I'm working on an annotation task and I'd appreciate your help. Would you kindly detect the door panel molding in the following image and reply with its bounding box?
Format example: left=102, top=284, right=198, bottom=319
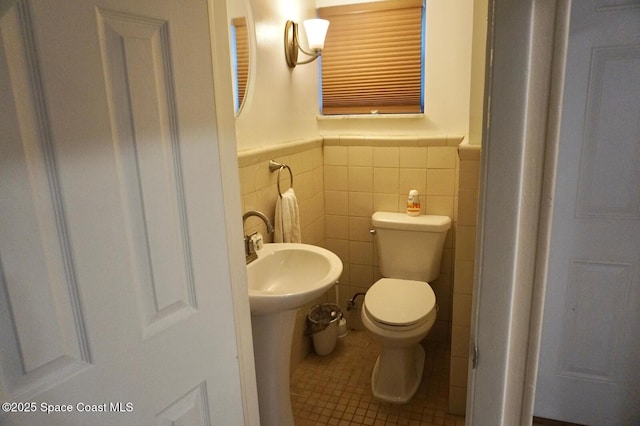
left=595, top=0, right=640, bottom=12
left=559, top=260, right=630, bottom=382
left=0, top=0, right=90, bottom=400
left=156, top=382, right=211, bottom=426
left=576, top=45, right=640, bottom=219
left=96, top=9, right=198, bottom=338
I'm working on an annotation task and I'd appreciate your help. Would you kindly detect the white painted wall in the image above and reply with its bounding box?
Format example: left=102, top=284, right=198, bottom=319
left=234, top=0, right=322, bottom=151
left=468, top=0, right=488, bottom=146
left=233, top=0, right=479, bottom=149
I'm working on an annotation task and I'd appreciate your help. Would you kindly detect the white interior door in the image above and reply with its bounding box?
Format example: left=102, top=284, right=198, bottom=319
left=0, top=0, right=250, bottom=424
left=534, top=2, right=640, bottom=425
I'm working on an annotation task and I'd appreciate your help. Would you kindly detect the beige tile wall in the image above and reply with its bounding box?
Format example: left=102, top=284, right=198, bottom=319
left=238, top=137, right=327, bottom=371
left=237, top=135, right=481, bottom=407
left=449, top=143, right=481, bottom=415
left=323, top=135, right=463, bottom=343
left=238, top=138, right=325, bottom=246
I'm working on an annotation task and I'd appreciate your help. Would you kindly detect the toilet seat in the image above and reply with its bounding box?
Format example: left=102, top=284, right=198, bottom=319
left=364, top=278, right=436, bottom=327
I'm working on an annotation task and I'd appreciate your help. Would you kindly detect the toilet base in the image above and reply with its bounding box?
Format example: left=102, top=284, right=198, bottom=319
left=370, top=343, right=425, bottom=403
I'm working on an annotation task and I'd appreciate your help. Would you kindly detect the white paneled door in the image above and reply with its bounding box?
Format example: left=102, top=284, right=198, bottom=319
left=0, top=0, right=247, bottom=425
left=534, top=1, right=640, bottom=425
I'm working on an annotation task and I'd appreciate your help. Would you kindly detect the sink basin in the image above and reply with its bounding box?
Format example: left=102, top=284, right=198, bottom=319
left=247, top=243, right=343, bottom=316
left=247, top=243, right=342, bottom=426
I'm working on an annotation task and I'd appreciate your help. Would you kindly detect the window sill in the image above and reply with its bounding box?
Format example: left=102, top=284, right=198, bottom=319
left=317, top=113, right=425, bottom=121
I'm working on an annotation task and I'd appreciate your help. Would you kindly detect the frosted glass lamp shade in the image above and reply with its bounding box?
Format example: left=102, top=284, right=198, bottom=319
left=284, top=18, right=330, bottom=67
left=303, top=19, right=329, bottom=51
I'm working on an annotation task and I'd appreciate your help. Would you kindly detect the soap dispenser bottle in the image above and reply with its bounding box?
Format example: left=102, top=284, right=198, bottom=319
left=406, top=189, right=420, bottom=216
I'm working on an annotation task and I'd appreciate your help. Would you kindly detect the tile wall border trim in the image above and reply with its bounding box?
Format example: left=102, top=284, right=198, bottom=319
left=237, top=136, right=323, bottom=167
left=322, top=135, right=464, bottom=147
left=458, top=142, right=482, bottom=161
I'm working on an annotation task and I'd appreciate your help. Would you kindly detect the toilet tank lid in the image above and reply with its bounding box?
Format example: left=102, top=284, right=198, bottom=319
left=372, top=211, right=451, bottom=232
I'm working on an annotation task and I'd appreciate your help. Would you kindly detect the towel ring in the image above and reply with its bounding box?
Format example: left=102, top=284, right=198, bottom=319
left=269, top=160, right=293, bottom=198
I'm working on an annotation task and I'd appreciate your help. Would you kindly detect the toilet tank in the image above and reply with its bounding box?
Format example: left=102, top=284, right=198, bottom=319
left=372, top=212, right=451, bottom=282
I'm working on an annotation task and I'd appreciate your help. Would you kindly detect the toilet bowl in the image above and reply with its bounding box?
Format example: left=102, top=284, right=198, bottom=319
left=361, top=278, right=437, bottom=403
left=362, top=212, right=450, bottom=403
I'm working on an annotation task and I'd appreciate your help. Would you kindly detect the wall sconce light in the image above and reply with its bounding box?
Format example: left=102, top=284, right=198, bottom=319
left=284, top=19, right=329, bottom=68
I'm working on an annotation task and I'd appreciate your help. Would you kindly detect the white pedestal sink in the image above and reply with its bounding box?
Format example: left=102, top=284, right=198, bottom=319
left=247, top=243, right=343, bottom=426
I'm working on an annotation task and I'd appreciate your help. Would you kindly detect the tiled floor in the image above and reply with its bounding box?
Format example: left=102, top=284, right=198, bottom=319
left=290, top=330, right=465, bottom=426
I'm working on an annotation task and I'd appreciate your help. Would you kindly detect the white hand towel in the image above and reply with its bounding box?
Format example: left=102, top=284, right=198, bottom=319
left=274, top=188, right=301, bottom=243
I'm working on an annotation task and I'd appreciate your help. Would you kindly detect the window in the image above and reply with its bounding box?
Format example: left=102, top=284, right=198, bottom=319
left=318, top=0, right=425, bottom=115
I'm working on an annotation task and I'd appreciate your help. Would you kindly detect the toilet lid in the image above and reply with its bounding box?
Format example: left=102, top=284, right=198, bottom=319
left=364, top=278, right=436, bottom=326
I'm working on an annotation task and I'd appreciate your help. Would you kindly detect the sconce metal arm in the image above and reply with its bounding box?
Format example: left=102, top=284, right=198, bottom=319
left=284, top=20, right=321, bottom=67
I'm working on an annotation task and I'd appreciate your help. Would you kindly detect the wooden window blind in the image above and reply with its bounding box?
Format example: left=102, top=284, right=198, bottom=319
left=319, top=0, right=424, bottom=115
left=232, top=17, right=249, bottom=109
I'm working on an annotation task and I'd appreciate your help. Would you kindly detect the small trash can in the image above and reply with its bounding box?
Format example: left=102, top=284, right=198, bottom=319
left=306, top=303, right=341, bottom=356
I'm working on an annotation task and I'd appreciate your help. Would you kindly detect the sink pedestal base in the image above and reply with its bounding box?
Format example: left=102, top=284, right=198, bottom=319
left=251, top=309, right=297, bottom=426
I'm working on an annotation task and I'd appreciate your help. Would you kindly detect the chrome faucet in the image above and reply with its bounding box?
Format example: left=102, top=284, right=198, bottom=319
left=242, top=210, right=274, bottom=264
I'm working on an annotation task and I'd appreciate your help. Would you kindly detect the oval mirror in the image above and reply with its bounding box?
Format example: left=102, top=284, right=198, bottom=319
left=230, top=17, right=249, bottom=113
left=228, top=0, right=253, bottom=115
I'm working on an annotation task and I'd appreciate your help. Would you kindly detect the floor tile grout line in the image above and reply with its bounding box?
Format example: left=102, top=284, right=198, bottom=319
left=290, top=330, right=465, bottom=426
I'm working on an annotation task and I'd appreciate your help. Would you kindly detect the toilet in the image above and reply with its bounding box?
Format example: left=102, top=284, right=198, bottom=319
left=361, top=211, right=451, bottom=403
